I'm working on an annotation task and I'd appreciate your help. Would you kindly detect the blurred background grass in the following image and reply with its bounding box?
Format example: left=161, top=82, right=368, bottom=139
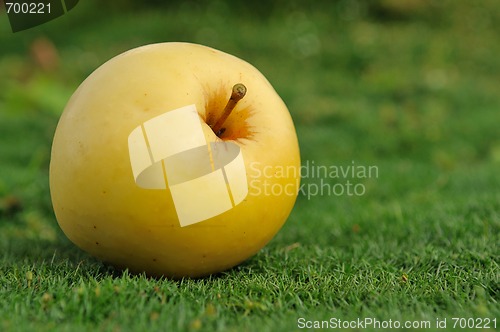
left=1, top=0, right=499, bottom=239
left=0, top=0, right=499, bottom=330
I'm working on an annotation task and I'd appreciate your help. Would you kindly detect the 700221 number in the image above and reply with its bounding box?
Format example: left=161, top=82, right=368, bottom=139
left=5, top=2, right=51, bottom=14
left=452, top=318, right=496, bottom=329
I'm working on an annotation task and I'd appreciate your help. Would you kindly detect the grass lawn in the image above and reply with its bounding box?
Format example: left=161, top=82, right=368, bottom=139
left=1, top=1, right=499, bottom=331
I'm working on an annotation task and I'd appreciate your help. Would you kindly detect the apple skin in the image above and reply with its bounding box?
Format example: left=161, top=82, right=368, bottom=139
left=50, top=42, right=300, bottom=278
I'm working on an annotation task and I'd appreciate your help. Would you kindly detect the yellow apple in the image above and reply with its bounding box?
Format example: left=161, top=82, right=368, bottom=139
left=50, top=42, right=300, bottom=278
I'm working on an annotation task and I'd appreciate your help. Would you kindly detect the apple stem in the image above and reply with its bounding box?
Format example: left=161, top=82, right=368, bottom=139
left=212, top=83, right=247, bottom=136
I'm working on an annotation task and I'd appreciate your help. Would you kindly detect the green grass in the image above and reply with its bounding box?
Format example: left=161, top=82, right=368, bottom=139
left=1, top=1, right=499, bottom=331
